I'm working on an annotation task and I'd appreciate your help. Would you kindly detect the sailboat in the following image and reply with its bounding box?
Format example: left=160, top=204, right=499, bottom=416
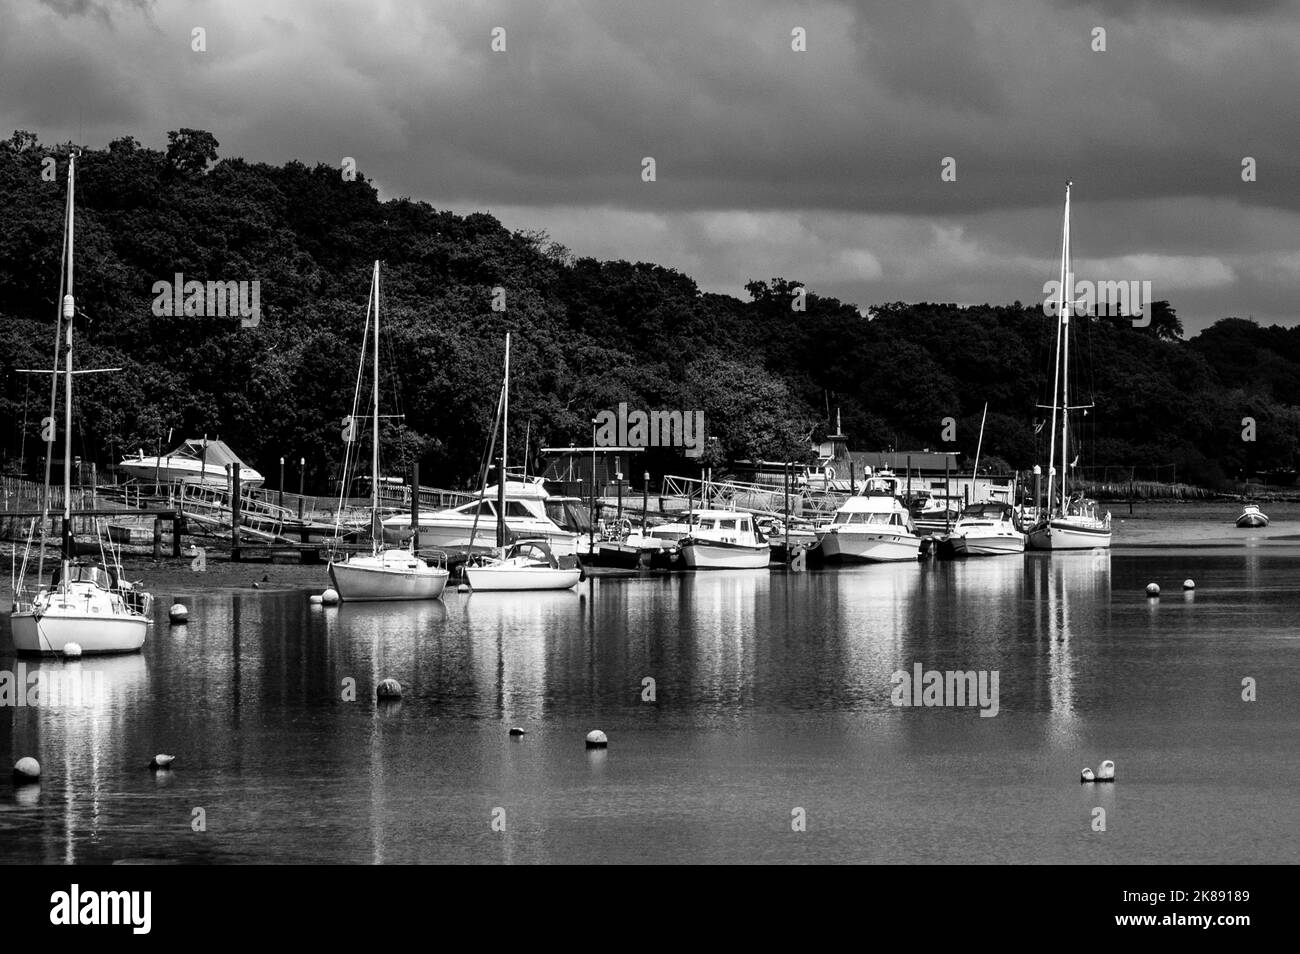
left=9, top=153, right=154, bottom=654
left=1027, top=182, right=1112, bottom=551
left=464, top=334, right=582, bottom=591
left=327, top=262, right=450, bottom=601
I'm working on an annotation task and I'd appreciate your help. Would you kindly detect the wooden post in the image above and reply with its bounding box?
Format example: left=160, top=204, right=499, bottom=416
left=944, top=455, right=951, bottom=531
left=230, top=463, right=242, bottom=561
left=616, top=458, right=623, bottom=524
left=783, top=462, right=790, bottom=554
left=906, top=454, right=912, bottom=500
left=410, top=461, right=420, bottom=551
left=849, top=460, right=856, bottom=495
left=152, top=518, right=162, bottom=559
left=642, top=471, right=649, bottom=535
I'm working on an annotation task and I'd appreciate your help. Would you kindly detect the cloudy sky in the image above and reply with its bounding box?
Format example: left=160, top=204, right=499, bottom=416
left=3, top=0, right=1298, bottom=332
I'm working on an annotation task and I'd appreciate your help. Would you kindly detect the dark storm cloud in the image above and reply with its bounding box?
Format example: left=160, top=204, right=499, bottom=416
left=1, top=0, right=1297, bottom=329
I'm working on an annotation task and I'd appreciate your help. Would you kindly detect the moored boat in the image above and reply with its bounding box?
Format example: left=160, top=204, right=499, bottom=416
left=937, top=503, right=1025, bottom=557
left=1236, top=503, right=1269, bottom=528
left=678, top=510, right=770, bottom=569
left=816, top=472, right=921, bottom=563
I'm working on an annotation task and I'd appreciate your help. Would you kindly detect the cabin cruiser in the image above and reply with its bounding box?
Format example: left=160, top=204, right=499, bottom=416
left=119, top=438, right=263, bottom=488
left=381, top=477, right=578, bottom=557
left=936, top=503, right=1025, bottom=557
left=816, top=473, right=920, bottom=562
left=678, top=510, right=770, bottom=569
left=1236, top=503, right=1269, bottom=528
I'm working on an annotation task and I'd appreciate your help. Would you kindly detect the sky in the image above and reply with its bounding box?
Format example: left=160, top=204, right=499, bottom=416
left=2, top=0, right=1298, bottom=333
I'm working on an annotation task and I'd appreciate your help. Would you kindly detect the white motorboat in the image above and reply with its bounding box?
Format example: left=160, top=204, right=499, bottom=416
left=463, top=334, right=580, bottom=592
left=326, top=262, right=449, bottom=601
left=1236, top=503, right=1269, bottom=528
left=1027, top=182, right=1111, bottom=551
left=940, top=503, right=1025, bottom=557
left=10, top=153, right=153, bottom=654
left=119, top=438, right=263, bottom=488
left=381, top=477, right=578, bottom=557
left=816, top=472, right=921, bottom=562
left=679, top=510, right=771, bottom=569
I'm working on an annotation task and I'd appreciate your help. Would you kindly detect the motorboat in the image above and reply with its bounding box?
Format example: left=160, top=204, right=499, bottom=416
left=816, top=472, right=921, bottom=562
left=1026, top=182, right=1112, bottom=551
left=10, top=153, right=153, bottom=654
left=381, top=477, right=578, bottom=558
left=936, top=503, right=1025, bottom=557
left=678, top=510, right=771, bottom=569
left=119, top=438, right=263, bottom=488
left=1236, top=503, right=1269, bottom=528
left=326, top=262, right=449, bottom=601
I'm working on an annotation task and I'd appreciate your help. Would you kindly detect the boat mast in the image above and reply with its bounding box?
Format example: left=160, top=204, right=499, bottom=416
left=1044, top=181, right=1070, bottom=520
left=498, top=333, right=511, bottom=558
left=371, top=260, right=380, bottom=555
left=1060, top=183, right=1073, bottom=508
left=60, top=153, right=77, bottom=583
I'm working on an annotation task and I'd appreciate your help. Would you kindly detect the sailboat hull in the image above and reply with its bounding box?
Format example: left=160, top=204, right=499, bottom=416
left=9, top=610, right=148, bottom=655
left=464, top=566, right=581, bottom=591
left=328, top=558, right=449, bottom=601
left=1026, top=520, right=1112, bottom=550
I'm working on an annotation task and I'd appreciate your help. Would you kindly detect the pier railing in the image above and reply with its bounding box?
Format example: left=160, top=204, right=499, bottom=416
left=659, top=474, right=847, bottom=520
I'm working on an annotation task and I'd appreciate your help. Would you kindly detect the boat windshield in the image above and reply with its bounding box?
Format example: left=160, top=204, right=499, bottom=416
left=545, top=499, right=593, bottom=532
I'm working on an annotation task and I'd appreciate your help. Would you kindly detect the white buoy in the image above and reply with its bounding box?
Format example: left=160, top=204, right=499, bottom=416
left=585, top=729, right=608, bottom=749
left=509, top=726, right=526, bottom=737
left=457, top=583, right=469, bottom=593
left=376, top=678, right=402, bottom=700
left=309, top=594, right=323, bottom=605
left=1080, top=767, right=1095, bottom=783
left=321, top=588, right=340, bottom=605
left=63, top=642, right=83, bottom=659
left=149, top=754, right=176, bottom=771
left=1183, top=579, right=1195, bottom=590
left=169, top=603, right=188, bottom=623
left=1146, top=583, right=1160, bottom=597
left=13, top=757, right=41, bottom=782
left=1097, top=759, right=1115, bottom=782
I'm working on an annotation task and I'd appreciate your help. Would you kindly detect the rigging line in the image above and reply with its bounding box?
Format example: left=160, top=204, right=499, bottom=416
left=465, top=378, right=507, bottom=560
left=330, top=264, right=375, bottom=548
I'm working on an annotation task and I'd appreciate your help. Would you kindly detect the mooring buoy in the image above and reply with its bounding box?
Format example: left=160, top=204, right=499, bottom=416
left=169, top=603, right=188, bottom=623
left=509, top=726, right=526, bottom=737
left=1183, top=579, right=1195, bottom=590
left=1146, top=583, right=1160, bottom=597
left=585, top=729, right=608, bottom=749
left=321, top=588, right=340, bottom=605
left=13, top=757, right=41, bottom=782
left=1097, top=759, right=1115, bottom=782
left=63, top=642, right=83, bottom=659
left=149, top=754, right=176, bottom=771
left=1080, top=767, right=1095, bottom=783
left=376, top=678, right=403, bottom=700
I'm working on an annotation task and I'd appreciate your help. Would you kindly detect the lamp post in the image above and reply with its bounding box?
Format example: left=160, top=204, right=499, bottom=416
left=642, top=470, right=649, bottom=535
left=298, top=456, right=306, bottom=521
left=279, top=456, right=285, bottom=510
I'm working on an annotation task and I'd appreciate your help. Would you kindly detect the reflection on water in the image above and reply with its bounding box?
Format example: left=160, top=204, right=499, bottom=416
left=3, top=527, right=1299, bottom=863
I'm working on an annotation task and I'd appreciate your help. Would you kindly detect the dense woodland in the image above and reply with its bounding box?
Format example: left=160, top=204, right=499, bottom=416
left=1, top=130, right=1297, bottom=493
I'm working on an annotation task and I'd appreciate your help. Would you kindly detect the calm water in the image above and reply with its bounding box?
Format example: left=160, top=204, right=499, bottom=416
left=3, top=502, right=1298, bottom=864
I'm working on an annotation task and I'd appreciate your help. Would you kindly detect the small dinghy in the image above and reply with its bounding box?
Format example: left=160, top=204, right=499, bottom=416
left=1236, top=503, right=1269, bottom=528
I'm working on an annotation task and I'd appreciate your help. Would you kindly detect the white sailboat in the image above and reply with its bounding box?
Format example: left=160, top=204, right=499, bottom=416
left=9, top=153, right=153, bottom=654
left=328, top=262, right=450, bottom=601
left=464, top=333, right=582, bottom=591
left=1027, top=182, right=1112, bottom=551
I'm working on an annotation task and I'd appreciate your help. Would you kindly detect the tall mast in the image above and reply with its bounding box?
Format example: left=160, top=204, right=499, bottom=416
left=60, top=153, right=77, bottom=577
left=1060, top=183, right=1073, bottom=506
left=498, top=333, right=511, bottom=558
left=371, top=260, right=380, bottom=553
left=1044, top=181, right=1070, bottom=519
